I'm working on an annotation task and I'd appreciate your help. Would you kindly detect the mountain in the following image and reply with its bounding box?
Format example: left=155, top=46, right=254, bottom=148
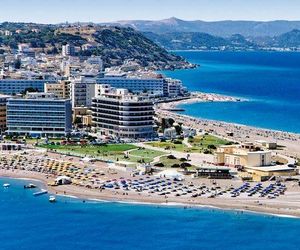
left=144, top=32, right=229, bottom=50
left=272, top=29, right=300, bottom=47
left=144, top=32, right=258, bottom=50
left=143, top=29, right=300, bottom=51
left=105, top=17, right=300, bottom=38
left=0, top=23, right=191, bottom=70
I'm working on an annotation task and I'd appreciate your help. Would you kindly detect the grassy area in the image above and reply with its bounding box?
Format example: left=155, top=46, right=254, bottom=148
left=188, top=135, right=229, bottom=149
left=154, top=155, right=195, bottom=170
left=39, top=143, right=164, bottom=164
left=146, top=134, right=230, bottom=154
left=146, top=140, right=187, bottom=152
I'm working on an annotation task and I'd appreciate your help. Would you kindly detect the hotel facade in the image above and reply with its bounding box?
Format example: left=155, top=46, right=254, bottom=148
left=6, top=93, right=72, bottom=137
left=96, top=75, right=167, bottom=96
left=0, top=94, right=10, bottom=132
left=214, top=143, right=272, bottom=168
left=0, top=79, right=56, bottom=95
left=91, top=85, right=155, bottom=139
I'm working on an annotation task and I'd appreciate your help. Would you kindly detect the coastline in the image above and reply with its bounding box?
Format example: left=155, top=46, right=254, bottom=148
left=159, top=92, right=244, bottom=111
left=1, top=169, right=300, bottom=218
left=156, top=94, right=300, bottom=158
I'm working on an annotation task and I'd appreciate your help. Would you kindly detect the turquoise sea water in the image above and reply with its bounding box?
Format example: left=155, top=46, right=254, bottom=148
left=162, top=51, right=300, bottom=133
left=1, top=178, right=300, bottom=250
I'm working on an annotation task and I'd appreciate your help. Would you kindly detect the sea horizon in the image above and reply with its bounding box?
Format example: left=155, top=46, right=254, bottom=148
left=162, top=51, right=300, bottom=134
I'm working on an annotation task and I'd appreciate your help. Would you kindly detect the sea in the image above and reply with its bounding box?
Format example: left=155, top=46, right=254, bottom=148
left=1, top=52, right=300, bottom=250
left=1, top=178, right=300, bottom=250
left=162, top=51, right=300, bottom=134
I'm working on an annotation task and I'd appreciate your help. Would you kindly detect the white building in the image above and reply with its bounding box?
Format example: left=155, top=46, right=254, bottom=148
left=62, top=44, right=75, bottom=56
left=91, top=85, right=155, bottom=139
left=6, top=93, right=72, bottom=137
left=97, top=74, right=167, bottom=96
left=86, top=56, right=103, bottom=71
left=70, top=76, right=96, bottom=108
left=166, top=78, right=185, bottom=97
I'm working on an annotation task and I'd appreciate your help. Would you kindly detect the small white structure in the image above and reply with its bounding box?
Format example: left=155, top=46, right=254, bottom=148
left=55, top=176, right=72, bottom=185
left=81, top=157, right=95, bottom=163
left=137, top=163, right=152, bottom=174
left=182, top=126, right=196, bottom=137
left=156, top=169, right=184, bottom=180
left=163, top=127, right=177, bottom=139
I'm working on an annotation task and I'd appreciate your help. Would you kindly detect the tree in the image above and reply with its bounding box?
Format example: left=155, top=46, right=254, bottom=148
left=14, top=59, right=21, bottom=69
left=74, top=117, right=82, bottom=125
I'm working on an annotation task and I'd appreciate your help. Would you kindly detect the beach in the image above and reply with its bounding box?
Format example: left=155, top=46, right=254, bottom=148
left=156, top=94, right=300, bottom=159
left=159, top=92, right=243, bottom=111
left=1, top=149, right=300, bottom=218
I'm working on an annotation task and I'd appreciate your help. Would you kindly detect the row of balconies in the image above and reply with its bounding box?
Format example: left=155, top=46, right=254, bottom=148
left=91, top=105, right=153, bottom=112
left=91, top=109, right=154, bottom=117
left=93, top=119, right=153, bottom=127
left=92, top=114, right=153, bottom=122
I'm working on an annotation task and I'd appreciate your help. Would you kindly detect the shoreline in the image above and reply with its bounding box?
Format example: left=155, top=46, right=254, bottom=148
left=1, top=170, right=300, bottom=218
left=156, top=95, right=300, bottom=158
left=159, top=92, right=244, bottom=111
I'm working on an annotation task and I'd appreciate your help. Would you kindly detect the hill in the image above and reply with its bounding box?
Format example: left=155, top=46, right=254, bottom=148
left=105, top=17, right=300, bottom=38
left=0, top=23, right=191, bottom=70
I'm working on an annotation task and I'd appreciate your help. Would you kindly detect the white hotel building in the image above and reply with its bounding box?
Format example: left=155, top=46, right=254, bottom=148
left=96, top=73, right=168, bottom=97
left=91, top=85, right=155, bottom=139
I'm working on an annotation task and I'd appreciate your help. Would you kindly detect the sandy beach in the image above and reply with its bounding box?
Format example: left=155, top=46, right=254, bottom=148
left=156, top=94, right=300, bottom=159
left=1, top=149, right=300, bottom=218
left=159, top=92, right=243, bottom=111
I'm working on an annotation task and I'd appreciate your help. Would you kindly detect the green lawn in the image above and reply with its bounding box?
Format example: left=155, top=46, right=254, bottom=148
left=188, top=135, right=229, bottom=149
left=146, top=140, right=186, bottom=152
left=154, top=155, right=195, bottom=169
left=39, top=144, right=165, bottom=164
left=146, top=134, right=230, bottom=154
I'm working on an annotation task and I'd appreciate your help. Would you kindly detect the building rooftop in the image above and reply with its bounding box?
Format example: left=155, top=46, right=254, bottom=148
left=246, top=165, right=295, bottom=172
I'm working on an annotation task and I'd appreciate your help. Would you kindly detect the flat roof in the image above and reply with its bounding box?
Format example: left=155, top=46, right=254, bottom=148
left=246, top=165, right=295, bottom=172
left=196, top=166, right=231, bottom=171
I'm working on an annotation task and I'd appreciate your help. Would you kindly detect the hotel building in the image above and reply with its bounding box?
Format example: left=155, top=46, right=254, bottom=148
left=214, top=143, right=272, bottom=168
left=91, top=85, right=155, bottom=139
left=6, top=93, right=72, bottom=137
left=0, top=94, right=10, bottom=132
left=62, top=44, right=75, bottom=57
left=70, top=76, right=96, bottom=108
left=45, top=80, right=71, bottom=99
left=96, top=74, right=167, bottom=96
left=0, top=79, right=56, bottom=95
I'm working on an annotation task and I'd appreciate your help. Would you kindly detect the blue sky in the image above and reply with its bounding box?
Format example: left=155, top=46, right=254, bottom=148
left=0, top=0, right=299, bottom=23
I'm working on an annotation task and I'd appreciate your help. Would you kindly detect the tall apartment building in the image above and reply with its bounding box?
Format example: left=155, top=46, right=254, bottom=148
left=62, top=44, right=75, bottom=57
left=91, top=85, right=155, bottom=139
left=0, top=94, right=10, bottom=132
left=70, top=76, right=96, bottom=108
left=6, top=93, right=72, bottom=137
left=44, top=80, right=70, bottom=99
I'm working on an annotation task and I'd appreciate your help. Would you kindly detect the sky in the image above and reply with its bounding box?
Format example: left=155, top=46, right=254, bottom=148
left=0, top=0, right=299, bottom=23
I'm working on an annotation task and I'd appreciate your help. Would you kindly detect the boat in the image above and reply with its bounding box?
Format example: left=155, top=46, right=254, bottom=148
left=49, top=196, right=56, bottom=203
left=3, top=183, right=10, bottom=188
left=24, top=183, right=37, bottom=189
left=33, top=189, right=48, bottom=196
